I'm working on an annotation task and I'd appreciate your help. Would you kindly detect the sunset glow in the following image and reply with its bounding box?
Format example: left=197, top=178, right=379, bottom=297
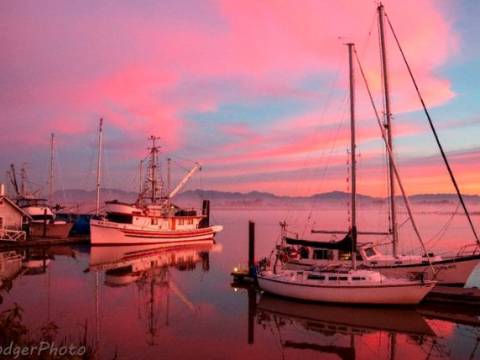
left=1, top=0, right=478, bottom=197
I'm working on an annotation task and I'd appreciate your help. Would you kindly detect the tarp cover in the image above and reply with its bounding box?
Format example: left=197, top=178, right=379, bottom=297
left=285, top=232, right=353, bottom=251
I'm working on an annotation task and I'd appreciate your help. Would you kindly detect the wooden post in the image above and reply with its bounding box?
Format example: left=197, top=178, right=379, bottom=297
left=43, top=209, right=47, bottom=238
left=248, top=221, right=255, bottom=277
left=202, top=200, right=210, bottom=227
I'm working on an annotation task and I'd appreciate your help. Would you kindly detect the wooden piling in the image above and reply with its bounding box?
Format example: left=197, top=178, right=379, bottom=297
left=248, top=220, right=255, bottom=277
left=202, top=200, right=210, bottom=227
left=42, top=209, right=47, bottom=237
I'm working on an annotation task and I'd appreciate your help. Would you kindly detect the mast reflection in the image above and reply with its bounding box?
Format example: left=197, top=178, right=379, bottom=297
left=89, top=240, right=216, bottom=345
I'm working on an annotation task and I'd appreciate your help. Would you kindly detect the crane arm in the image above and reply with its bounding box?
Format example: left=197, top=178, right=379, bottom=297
left=167, top=162, right=201, bottom=199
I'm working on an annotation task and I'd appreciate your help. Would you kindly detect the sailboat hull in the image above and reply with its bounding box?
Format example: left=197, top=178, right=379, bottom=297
left=287, top=255, right=480, bottom=287
left=90, top=219, right=222, bottom=245
left=258, top=272, right=435, bottom=305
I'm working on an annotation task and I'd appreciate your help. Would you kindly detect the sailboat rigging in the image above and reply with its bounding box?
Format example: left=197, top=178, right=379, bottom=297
left=280, top=3, right=480, bottom=286
left=257, top=43, right=436, bottom=305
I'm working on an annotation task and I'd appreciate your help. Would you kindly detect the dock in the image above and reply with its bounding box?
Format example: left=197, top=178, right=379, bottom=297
left=0, top=235, right=89, bottom=249
left=424, top=285, right=480, bottom=306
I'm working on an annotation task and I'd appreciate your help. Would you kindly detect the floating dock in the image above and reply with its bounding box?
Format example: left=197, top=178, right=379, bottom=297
left=424, top=285, right=480, bottom=306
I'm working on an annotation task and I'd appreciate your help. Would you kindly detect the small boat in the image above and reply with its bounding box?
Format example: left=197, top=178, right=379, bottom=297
left=90, top=133, right=223, bottom=245
left=257, top=42, right=436, bottom=305
left=18, top=198, right=73, bottom=239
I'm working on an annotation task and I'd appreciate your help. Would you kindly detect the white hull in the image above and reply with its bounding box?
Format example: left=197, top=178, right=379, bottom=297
left=258, top=271, right=435, bottom=305
left=90, top=219, right=222, bottom=245
left=287, top=256, right=480, bottom=286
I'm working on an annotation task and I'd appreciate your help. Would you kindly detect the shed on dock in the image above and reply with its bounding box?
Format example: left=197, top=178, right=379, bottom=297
left=0, top=185, right=31, bottom=241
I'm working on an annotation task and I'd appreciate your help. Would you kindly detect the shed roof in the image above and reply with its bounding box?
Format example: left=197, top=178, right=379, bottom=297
left=0, top=196, right=32, bottom=219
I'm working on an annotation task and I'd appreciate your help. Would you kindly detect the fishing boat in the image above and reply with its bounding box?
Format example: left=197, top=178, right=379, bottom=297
left=278, top=4, right=480, bottom=287
left=90, top=133, right=222, bottom=245
left=257, top=43, right=435, bottom=305
left=7, top=160, right=73, bottom=239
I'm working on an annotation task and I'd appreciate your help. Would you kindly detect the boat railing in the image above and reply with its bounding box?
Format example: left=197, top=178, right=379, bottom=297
left=456, top=244, right=480, bottom=257
left=0, top=228, right=27, bottom=242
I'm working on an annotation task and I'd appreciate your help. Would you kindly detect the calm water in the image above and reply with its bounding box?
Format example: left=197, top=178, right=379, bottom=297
left=1, top=208, right=480, bottom=359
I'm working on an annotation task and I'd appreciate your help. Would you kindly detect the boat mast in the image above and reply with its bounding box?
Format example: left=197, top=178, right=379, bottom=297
left=378, top=3, right=398, bottom=256
left=48, top=133, right=55, bottom=204
left=149, top=136, right=161, bottom=204
left=139, top=160, right=144, bottom=194
left=167, top=158, right=171, bottom=207
left=347, top=43, right=357, bottom=270
left=95, top=118, right=103, bottom=216
left=20, top=164, right=26, bottom=197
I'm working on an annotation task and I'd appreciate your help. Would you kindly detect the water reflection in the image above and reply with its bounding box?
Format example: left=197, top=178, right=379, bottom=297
left=229, top=284, right=480, bottom=359
left=252, top=293, right=450, bottom=359
left=89, top=241, right=216, bottom=346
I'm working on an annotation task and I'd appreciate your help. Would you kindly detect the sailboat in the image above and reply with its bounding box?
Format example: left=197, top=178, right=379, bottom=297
left=90, top=132, right=223, bottom=245
left=280, top=3, right=480, bottom=287
left=257, top=43, right=435, bottom=305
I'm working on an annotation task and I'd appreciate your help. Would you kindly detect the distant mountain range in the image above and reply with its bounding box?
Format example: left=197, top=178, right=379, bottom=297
left=51, top=188, right=480, bottom=211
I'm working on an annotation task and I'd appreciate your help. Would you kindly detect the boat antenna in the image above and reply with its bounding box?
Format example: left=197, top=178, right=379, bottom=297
left=384, top=11, right=480, bottom=245
left=8, top=164, right=19, bottom=196
left=148, top=135, right=161, bottom=204
left=48, top=133, right=55, bottom=205
left=139, top=160, right=144, bottom=194
left=378, top=3, right=399, bottom=256
left=347, top=42, right=357, bottom=270
left=95, top=118, right=103, bottom=216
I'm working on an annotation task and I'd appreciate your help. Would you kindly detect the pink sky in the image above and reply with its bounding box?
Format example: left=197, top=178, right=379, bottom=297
left=1, top=0, right=478, bottom=197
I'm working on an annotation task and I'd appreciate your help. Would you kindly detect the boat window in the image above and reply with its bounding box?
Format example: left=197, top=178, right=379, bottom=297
left=328, top=276, right=338, bottom=281
left=338, top=251, right=351, bottom=261
left=187, top=218, right=193, bottom=225
left=339, top=276, right=348, bottom=281
left=106, top=213, right=132, bottom=224
left=312, top=249, right=335, bottom=260
left=178, top=219, right=185, bottom=225
left=307, top=274, right=325, bottom=280
left=395, top=261, right=403, bottom=265
left=299, top=247, right=309, bottom=259
left=352, top=277, right=366, bottom=281
left=31, top=215, right=55, bottom=221
left=151, top=218, right=158, bottom=225
left=365, top=248, right=376, bottom=257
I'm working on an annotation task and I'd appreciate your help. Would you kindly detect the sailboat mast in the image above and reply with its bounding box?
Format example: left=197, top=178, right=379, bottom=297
left=48, top=133, right=54, bottom=204
left=378, top=3, right=398, bottom=256
left=167, top=158, right=171, bottom=196
left=95, top=118, right=103, bottom=216
left=347, top=43, right=357, bottom=270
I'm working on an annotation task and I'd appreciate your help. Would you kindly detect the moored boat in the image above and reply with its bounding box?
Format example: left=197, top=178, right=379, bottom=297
left=90, top=136, right=223, bottom=245
left=258, top=267, right=435, bottom=305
